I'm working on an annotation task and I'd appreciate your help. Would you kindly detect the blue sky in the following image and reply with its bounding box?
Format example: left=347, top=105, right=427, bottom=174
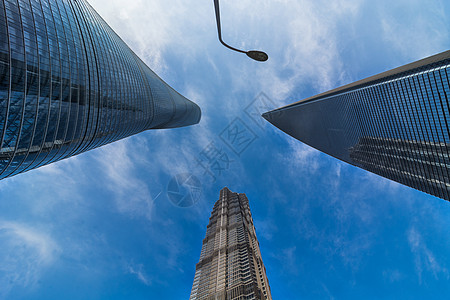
left=1, top=0, right=450, bottom=299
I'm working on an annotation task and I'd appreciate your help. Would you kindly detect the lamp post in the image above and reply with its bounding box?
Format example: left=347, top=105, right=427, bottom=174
left=213, top=0, right=268, bottom=62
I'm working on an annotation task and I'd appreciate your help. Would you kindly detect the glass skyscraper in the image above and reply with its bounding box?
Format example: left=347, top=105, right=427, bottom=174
left=263, top=50, right=450, bottom=201
left=190, top=187, right=272, bottom=300
left=0, top=0, right=200, bottom=179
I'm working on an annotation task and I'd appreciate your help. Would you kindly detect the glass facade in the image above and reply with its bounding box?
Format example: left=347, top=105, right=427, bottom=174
left=0, top=0, right=200, bottom=179
left=263, top=50, right=450, bottom=201
left=190, top=187, right=272, bottom=300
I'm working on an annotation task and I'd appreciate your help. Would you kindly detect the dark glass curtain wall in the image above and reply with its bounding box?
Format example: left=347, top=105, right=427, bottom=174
left=0, top=0, right=200, bottom=179
left=264, top=51, right=450, bottom=201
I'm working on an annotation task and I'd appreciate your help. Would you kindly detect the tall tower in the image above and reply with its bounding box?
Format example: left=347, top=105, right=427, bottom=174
left=0, top=0, right=200, bottom=179
left=263, top=50, right=450, bottom=201
left=190, top=187, right=272, bottom=300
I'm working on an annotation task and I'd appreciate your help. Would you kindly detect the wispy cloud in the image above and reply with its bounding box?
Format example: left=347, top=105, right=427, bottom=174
left=379, top=0, right=449, bottom=59
left=285, top=139, right=321, bottom=174
left=91, top=0, right=361, bottom=106
left=0, top=221, right=59, bottom=297
left=127, top=263, right=151, bottom=286
left=94, top=139, right=154, bottom=220
left=407, top=227, right=449, bottom=284
left=382, top=269, right=404, bottom=283
left=361, top=171, right=403, bottom=198
left=212, top=0, right=364, bottom=112
left=89, top=0, right=211, bottom=74
left=254, top=218, right=277, bottom=241
left=32, top=156, right=87, bottom=205
left=271, top=246, right=299, bottom=276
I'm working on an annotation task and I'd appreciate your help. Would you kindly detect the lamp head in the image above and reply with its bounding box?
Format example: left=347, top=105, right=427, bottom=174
left=246, top=50, right=269, bottom=62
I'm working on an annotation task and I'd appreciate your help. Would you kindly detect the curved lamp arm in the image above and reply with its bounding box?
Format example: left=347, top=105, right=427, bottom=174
left=213, top=0, right=268, bottom=62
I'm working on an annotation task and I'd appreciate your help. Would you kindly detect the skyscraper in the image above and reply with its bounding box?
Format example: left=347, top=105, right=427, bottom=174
left=263, top=50, right=450, bottom=201
left=0, top=0, right=200, bottom=179
left=349, top=136, right=450, bottom=198
left=190, top=187, right=272, bottom=300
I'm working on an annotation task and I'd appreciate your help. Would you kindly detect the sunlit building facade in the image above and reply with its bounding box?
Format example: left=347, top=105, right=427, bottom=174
left=0, top=0, right=200, bottom=179
left=263, top=50, right=450, bottom=201
left=190, top=187, right=272, bottom=300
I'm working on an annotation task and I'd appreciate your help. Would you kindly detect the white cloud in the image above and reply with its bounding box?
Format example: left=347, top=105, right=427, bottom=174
left=33, top=156, right=87, bottom=203
left=361, top=171, right=403, bottom=197
left=271, top=246, right=299, bottom=276
left=282, top=138, right=321, bottom=177
left=210, top=0, right=364, bottom=115
left=407, top=227, right=449, bottom=284
left=128, top=263, right=151, bottom=286
left=0, top=221, right=59, bottom=297
left=90, top=0, right=362, bottom=104
left=254, top=218, right=277, bottom=241
left=94, top=139, right=154, bottom=220
left=89, top=0, right=212, bottom=75
left=87, top=0, right=367, bottom=195
left=382, top=269, right=404, bottom=283
left=321, top=283, right=336, bottom=300
left=379, top=0, right=449, bottom=59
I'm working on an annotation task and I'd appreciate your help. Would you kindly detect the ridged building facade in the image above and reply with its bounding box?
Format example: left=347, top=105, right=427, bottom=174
left=263, top=50, right=450, bottom=201
left=190, top=187, right=272, bottom=300
left=349, top=136, right=450, bottom=199
left=0, top=0, right=200, bottom=179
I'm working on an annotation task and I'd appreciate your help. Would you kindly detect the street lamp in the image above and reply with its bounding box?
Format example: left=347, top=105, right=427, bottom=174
left=213, top=0, right=268, bottom=62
